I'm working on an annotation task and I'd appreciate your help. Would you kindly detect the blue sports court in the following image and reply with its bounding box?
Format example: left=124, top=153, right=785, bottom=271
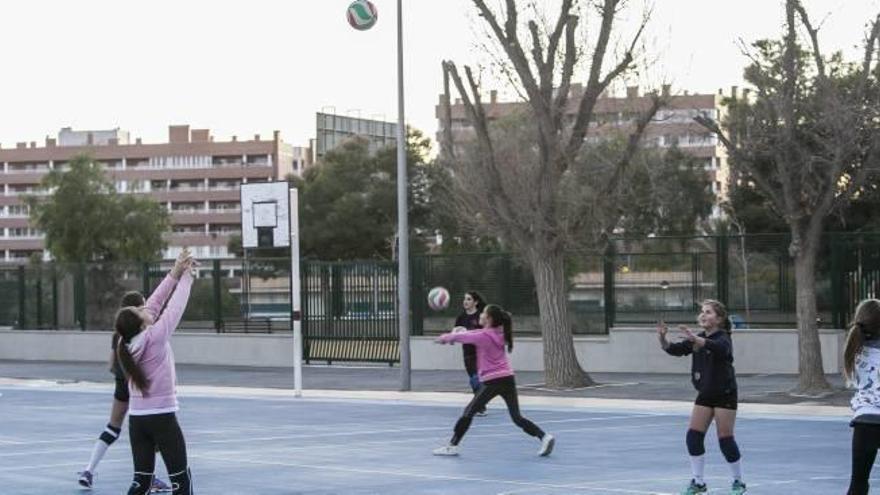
left=0, top=378, right=856, bottom=494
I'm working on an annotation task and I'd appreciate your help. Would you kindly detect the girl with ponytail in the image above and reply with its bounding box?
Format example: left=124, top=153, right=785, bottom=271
left=117, top=248, right=198, bottom=495
left=432, top=304, right=554, bottom=457
left=844, top=299, right=880, bottom=495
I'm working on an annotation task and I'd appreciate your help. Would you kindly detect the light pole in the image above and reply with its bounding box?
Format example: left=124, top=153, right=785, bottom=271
left=395, top=0, right=411, bottom=391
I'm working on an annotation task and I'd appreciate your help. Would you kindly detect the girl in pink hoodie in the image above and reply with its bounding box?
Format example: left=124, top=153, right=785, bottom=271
left=432, top=304, right=555, bottom=457
left=115, top=249, right=196, bottom=495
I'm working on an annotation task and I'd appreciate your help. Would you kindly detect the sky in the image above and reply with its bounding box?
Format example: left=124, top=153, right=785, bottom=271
left=0, top=0, right=877, bottom=150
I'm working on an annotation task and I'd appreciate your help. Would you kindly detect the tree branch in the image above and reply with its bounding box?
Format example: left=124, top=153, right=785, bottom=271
left=694, top=114, right=788, bottom=216
left=792, top=0, right=826, bottom=78
left=442, top=60, right=527, bottom=240
left=439, top=63, right=456, bottom=161
left=566, top=0, right=646, bottom=161
left=571, top=93, right=664, bottom=234
left=552, top=14, right=580, bottom=127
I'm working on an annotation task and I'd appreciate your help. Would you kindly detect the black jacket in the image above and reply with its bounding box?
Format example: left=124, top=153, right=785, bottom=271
left=455, top=312, right=482, bottom=374
left=665, top=330, right=737, bottom=395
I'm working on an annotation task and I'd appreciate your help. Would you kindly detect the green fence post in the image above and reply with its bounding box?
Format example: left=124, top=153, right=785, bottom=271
left=75, top=263, right=87, bottom=331
left=52, top=265, right=59, bottom=329
left=142, top=262, right=151, bottom=296
left=410, top=256, right=424, bottom=336
left=500, top=254, right=512, bottom=310
left=35, top=268, right=42, bottom=329
left=715, top=234, right=730, bottom=306
left=213, top=259, right=223, bottom=332
left=830, top=234, right=844, bottom=328
left=603, top=243, right=616, bottom=333
left=17, top=265, right=26, bottom=329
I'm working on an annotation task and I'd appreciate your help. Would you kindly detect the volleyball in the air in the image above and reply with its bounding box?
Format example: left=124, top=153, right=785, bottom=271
left=427, top=287, right=450, bottom=311
left=347, top=0, right=378, bottom=31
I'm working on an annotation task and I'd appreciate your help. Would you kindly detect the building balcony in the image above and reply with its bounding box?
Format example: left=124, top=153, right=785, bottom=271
left=171, top=211, right=241, bottom=224
left=5, top=190, right=50, bottom=197
left=143, top=188, right=241, bottom=202
left=164, top=232, right=232, bottom=246
left=0, top=218, right=33, bottom=228
left=0, top=239, right=45, bottom=250
left=108, top=165, right=272, bottom=182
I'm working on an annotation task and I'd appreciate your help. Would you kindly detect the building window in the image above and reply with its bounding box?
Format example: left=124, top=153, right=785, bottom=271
left=8, top=205, right=29, bottom=216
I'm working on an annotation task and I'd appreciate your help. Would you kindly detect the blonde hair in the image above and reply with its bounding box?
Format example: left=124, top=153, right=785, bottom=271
left=701, top=299, right=732, bottom=334
left=844, top=299, right=880, bottom=381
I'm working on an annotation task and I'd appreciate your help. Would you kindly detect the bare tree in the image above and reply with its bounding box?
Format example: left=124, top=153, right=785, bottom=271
left=440, top=0, right=661, bottom=388
left=696, top=0, right=880, bottom=395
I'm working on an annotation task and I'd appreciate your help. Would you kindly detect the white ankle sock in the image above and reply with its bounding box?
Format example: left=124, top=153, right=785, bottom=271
left=689, top=455, right=705, bottom=484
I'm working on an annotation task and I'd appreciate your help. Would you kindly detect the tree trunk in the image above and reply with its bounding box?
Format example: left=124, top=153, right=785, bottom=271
left=529, top=249, right=594, bottom=388
left=792, top=237, right=832, bottom=395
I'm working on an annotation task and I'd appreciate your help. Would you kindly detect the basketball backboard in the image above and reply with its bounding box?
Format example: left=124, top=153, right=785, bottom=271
left=241, top=182, right=290, bottom=248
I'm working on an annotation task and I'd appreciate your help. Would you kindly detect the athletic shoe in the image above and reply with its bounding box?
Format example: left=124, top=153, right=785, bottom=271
left=729, top=480, right=747, bottom=494
left=151, top=478, right=173, bottom=493
left=77, top=470, right=93, bottom=490
left=538, top=433, right=555, bottom=456
left=432, top=444, right=459, bottom=456
left=680, top=479, right=708, bottom=495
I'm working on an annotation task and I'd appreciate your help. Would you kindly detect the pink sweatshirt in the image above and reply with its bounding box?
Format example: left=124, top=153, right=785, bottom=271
left=127, top=272, right=193, bottom=415
left=438, top=327, right=513, bottom=382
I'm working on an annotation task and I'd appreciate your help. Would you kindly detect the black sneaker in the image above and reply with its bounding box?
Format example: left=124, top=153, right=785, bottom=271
left=77, top=470, right=93, bottom=490
left=538, top=434, right=555, bottom=456
left=681, top=479, right=708, bottom=495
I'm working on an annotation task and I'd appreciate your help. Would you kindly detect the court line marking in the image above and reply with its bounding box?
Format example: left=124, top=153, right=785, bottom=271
left=0, top=380, right=850, bottom=420
left=0, top=414, right=656, bottom=447
left=0, top=421, right=678, bottom=460
left=189, top=452, right=674, bottom=495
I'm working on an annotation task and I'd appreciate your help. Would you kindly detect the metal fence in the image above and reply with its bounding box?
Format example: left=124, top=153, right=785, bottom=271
left=3, top=232, right=879, bottom=362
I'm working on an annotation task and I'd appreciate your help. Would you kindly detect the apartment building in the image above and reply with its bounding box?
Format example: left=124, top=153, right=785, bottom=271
left=0, top=125, right=307, bottom=261
left=437, top=84, right=732, bottom=201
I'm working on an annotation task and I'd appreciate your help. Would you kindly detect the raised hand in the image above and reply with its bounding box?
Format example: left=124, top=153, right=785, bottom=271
left=171, top=248, right=194, bottom=279
left=679, top=325, right=697, bottom=342
left=656, top=321, right=668, bottom=338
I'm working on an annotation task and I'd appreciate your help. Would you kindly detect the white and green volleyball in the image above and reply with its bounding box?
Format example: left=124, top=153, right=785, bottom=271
left=347, top=0, right=378, bottom=31
left=427, top=287, right=450, bottom=311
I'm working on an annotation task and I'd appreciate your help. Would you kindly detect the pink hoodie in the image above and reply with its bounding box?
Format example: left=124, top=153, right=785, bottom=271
left=127, top=272, right=193, bottom=415
left=438, top=327, right=513, bottom=382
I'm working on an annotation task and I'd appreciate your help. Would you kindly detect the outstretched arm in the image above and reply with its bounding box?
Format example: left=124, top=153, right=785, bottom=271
left=144, top=248, right=193, bottom=317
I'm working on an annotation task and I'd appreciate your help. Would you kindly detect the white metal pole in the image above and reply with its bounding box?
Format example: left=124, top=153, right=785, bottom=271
left=289, top=188, right=303, bottom=397
left=396, top=0, right=411, bottom=391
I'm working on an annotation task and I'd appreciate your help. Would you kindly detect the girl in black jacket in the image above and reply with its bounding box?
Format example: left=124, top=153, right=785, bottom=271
left=454, top=291, right=486, bottom=415
left=658, top=299, right=746, bottom=495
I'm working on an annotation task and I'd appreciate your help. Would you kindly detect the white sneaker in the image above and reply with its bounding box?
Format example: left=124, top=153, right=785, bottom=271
left=538, top=433, right=555, bottom=456
left=432, top=444, right=459, bottom=456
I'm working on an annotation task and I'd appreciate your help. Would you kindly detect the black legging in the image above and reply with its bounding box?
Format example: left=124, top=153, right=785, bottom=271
left=128, top=413, right=192, bottom=495
left=850, top=423, right=880, bottom=495
left=450, top=375, right=545, bottom=446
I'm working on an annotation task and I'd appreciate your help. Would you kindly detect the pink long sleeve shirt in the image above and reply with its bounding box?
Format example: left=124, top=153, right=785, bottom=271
left=127, top=272, right=193, bottom=416
left=438, top=327, right=514, bottom=382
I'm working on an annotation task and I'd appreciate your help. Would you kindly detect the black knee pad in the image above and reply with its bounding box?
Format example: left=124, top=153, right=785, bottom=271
left=99, top=423, right=121, bottom=445
left=169, top=467, right=193, bottom=495
left=686, top=429, right=706, bottom=456
left=719, top=436, right=741, bottom=463
left=127, top=472, right=153, bottom=495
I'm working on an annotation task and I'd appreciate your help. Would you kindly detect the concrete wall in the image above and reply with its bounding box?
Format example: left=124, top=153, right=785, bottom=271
left=0, top=331, right=294, bottom=368
left=0, top=327, right=845, bottom=374
left=415, top=327, right=846, bottom=374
